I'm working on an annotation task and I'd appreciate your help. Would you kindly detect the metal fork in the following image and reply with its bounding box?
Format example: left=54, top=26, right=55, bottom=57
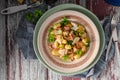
left=112, top=14, right=120, bottom=67
left=106, top=13, right=120, bottom=62
left=106, top=13, right=120, bottom=68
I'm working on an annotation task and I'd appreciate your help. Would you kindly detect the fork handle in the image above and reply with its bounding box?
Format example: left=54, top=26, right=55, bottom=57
left=1, top=5, right=27, bottom=15
left=106, top=36, right=112, bottom=61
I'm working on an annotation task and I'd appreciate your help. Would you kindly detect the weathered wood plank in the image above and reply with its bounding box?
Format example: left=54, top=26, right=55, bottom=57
left=62, top=76, right=84, bottom=80
left=20, top=49, right=30, bottom=80
left=7, top=8, right=20, bottom=80
left=37, top=61, right=48, bottom=80
left=0, top=0, right=6, bottom=80
left=6, top=0, right=24, bottom=80
left=30, top=60, right=48, bottom=80
left=86, top=0, right=113, bottom=20
left=30, top=60, right=38, bottom=80
left=6, top=0, right=49, bottom=79
left=62, top=76, right=91, bottom=80
left=48, top=71, right=62, bottom=80
left=18, top=51, right=48, bottom=80
left=62, top=76, right=73, bottom=80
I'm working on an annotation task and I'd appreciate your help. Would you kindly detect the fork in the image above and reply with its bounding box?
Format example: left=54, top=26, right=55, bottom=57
left=107, top=13, right=120, bottom=67
left=106, top=13, right=120, bottom=61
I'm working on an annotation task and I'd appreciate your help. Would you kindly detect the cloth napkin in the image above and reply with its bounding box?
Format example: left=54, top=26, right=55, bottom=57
left=15, top=8, right=118, bottom=77
left=15, top=4, right=47, bottom=59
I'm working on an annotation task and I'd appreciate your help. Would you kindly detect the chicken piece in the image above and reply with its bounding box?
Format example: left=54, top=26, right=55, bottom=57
left=70, top=30, right=75, bottom=38
left=63, top=26, right=71, bottom=31
left=73, top=47, right=78, bottom=52
left=71, top=22, right=78, bottom=31
left=69, top=53, right=74, bottom=61
left=49, top=43, right=56, bottom=49
left=72, top=37, right=80, bottom=45
left=56, top=38, right=62, bottom=44
left=55, top=35, right=63, bottom=44
left=66, top=34, right=74, bottom=41
left=76, top=41, right=84, bottom=49
left=63, top=23, right=72, bottom=31
left=58, top=49, right=68, bottom=56
left=82, top=46, right=87, bottom=53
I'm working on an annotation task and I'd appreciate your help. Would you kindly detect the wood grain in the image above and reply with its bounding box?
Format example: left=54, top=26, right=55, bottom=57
left=0, top=0, right=120, bottom=80
left=0, top=0, right=6, bottom=80
left=86, top=0, right=113, bottom=20
left=6, top=0, right=49, bottom=80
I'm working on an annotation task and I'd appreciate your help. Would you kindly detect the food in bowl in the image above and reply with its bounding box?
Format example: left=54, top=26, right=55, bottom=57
left=48, top=17, right=90, bottom=61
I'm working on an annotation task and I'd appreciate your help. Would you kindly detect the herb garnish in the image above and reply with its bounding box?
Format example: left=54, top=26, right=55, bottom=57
left=25, top=9, right=43, bottom=24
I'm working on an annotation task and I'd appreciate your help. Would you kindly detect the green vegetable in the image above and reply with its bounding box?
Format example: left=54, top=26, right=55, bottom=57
left=85, top=39, right=90, bottom=47
left=32, top=10, right=43, bottom=24
left=34, top=10, right=43, bottom=18
left=58, top=44, right=64, bottom=49
left=79, top=31, right=84, bottom=36
left=25, top=12, right=33, bottom=22
left=74, top=29, right=84, bottom=37
left=76, top=49, right=82, bottom=56
left=61, top=17, right=70, bottom=26
left=67, top=40, right=73, bottom=45
left=48, top=27, right=54, bottom=42
left=25, top=9, right=43, bottom=24
left=74, top=31, right=79, bottom=36
left=48, top=34, right=55, bottom=42
left=62, top=54, right=69, bottom=61
left=49, top=27, right=53, bottom=33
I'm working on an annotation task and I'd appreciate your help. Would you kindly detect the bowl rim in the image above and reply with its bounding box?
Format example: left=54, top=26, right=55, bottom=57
left=33, top=4, right=105, bottom=76
left=37, top=10, right=100, bottom=73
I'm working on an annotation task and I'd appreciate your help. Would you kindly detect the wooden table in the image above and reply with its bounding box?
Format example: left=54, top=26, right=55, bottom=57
left=0, top=0, right=120, bottom=80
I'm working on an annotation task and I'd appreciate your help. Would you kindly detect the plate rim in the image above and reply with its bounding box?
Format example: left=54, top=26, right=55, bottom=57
left=33, top=4, right=105, bottom=75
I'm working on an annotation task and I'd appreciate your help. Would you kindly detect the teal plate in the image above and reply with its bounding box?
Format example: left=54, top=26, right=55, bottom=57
left=33, top=4, right=105, bottom=76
